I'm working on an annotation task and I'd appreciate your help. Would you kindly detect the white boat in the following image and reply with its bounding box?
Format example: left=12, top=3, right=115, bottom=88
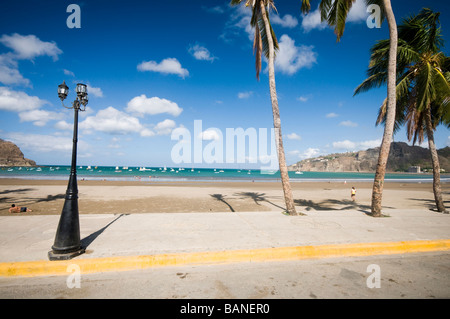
left=295, top=171, right=303, bottom=175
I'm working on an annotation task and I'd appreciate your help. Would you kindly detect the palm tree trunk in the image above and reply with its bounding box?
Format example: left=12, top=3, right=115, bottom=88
left=425, top=108, right=447, bottom=213
left=371, top=0, right=398, bottom=217
left=260, top=2, right=298, bottom=216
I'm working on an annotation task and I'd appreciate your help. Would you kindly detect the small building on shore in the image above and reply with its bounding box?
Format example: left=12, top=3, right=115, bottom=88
left=408, top=166, right=421, bottom=173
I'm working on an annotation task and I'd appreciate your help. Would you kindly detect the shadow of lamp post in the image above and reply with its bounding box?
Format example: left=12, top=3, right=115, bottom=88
left=48, top=81, right=88, bottom=261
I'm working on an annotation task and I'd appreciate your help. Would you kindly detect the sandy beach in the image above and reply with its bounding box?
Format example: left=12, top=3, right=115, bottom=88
left=0, top=178, right=448, bottom=216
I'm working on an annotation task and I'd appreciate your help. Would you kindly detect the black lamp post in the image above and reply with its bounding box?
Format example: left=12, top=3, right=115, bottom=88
left=48, top=81, right=88, bottom=261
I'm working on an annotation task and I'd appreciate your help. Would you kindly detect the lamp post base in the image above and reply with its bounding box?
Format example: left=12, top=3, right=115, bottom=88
left=48, top=247, right=86, bottom=261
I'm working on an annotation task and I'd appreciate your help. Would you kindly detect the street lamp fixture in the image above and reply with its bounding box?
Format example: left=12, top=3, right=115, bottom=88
left=48, top=81, right=88, bottom=261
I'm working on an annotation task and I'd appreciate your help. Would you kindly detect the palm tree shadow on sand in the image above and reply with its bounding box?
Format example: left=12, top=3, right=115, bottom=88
left=210, top=194, right=235, bottom=212
left=408, top=197, right=450, bottom=213
left=294, top=198, right=395, bottom=216
left=234, top=192, right=286, bottom=210
left=81, top=213, right=128, bottom=249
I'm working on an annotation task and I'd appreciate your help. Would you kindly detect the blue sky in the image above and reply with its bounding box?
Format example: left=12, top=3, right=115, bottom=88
left=0, top=0, right=449, bottom=168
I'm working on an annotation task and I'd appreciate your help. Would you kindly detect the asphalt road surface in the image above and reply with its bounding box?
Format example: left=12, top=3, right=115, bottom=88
left=1, top=251, right=449, bottom=301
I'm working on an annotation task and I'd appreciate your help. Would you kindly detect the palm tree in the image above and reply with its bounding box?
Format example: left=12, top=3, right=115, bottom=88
left=230, top=0, right=298, bottom=216
left=301, top=0, right=398, bottom=217
left=355, top=8, right=450, bottom=213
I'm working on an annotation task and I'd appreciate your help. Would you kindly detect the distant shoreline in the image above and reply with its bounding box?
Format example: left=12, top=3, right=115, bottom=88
left=1, top=165, right=446, bottom=184
left=0, top=175, right=445, bottom=184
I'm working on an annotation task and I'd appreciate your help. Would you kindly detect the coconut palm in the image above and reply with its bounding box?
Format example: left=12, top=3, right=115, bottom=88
left=355, top=8, right=450, bottom=213
left=230, top=0, right=298, bottom=216
left=301, top=0, right=398, bottom=217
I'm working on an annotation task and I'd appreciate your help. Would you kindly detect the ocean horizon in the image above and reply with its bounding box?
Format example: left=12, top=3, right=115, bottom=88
left=1, top=165, right=448, bottom=183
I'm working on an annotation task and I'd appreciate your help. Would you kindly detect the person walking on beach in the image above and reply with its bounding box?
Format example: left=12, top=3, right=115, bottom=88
left=351, top=187, right=356, bottom=201
left=9, top=204, right=32, bottom=213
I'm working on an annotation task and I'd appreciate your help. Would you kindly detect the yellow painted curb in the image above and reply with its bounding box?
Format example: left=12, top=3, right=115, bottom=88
left=1, top=239, right=449, bottom=277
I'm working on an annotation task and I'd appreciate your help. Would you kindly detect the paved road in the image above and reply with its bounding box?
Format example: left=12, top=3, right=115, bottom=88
left=1, top=251, right=449, bottom=300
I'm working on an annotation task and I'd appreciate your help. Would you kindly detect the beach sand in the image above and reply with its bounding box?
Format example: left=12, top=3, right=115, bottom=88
left=0, top=178, right=448, bottom=216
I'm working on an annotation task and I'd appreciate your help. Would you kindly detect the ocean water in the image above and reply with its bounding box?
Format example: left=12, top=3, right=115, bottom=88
left=0, top=165, right=447, bottom=183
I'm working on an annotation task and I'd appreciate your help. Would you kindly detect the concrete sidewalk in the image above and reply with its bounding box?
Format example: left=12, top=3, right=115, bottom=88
left=0, top=209, right=449, bottom=276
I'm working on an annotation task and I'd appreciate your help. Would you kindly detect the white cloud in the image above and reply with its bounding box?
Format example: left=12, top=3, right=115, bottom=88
left=301, top=6, right=328, bottom=32
left=80, top=106, right=146, bottom=136
left=359, top=139, right=382, bottom=149
left=54, top=120, right=73, bottom=131
left=18, top=109, right=64, bottom=126
left=0, top=87, right=47, bottom=112
left=332, top=140, right=356, bottom=150
left=126, top=94, right=182, bottom=117
left=202, top=5, right=225, bottom=14
left=0, top=33, right=62, bottom=61
left=302, top=0, right=368, bottom=33
left=301, top=148, right=320, bottom=159
left=238, top=91, right=253, bottom=99
left=297, top=96, right=309, bottom=102
left=290, top=148, right=321, bottom=160
left=221, top=5, right=253, bottom=42
left=286, top=133, right=301, bottom=141
left=63, top=69, right=75, bottom=77
left=137, top=58, right=189, bottom=78
left=326, top=112, right=339, bottom=118
left=271, top=14, right=298, bottom=28
left=86, top=84, right=103, bottom=98
left=275, top=35, right=317, bottom=75
left=154, top=119, right=176, bottom=135
left=339, top=120, right=358, bottom=127
left=332, top=139, right=381, bottom=151
left=5, top=132, right=86, bottom=153
left=0, top=54, right=30, bottom=86
left=199, top=129, right=220, bottom=141
left=347, top=0, right=369, bottom=22
left=189, top=44, right=217, bottom=62
left=140, top=128, right=155, bottom=137
left=0, top=34, right=62, bottom=86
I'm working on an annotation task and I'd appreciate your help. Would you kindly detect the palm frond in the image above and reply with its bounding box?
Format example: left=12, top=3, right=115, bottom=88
left=258, top=5, right=279, bottom=60
left=253, top=23, right=262, bottom=80
left=403, top=8, right=443, bottom=53
left=301, top=0, right=312, bottom=14
left=354, top=72, right=387, bottom=96
left=230, top=0, right=278, bottom=80
left=360, top=7, right=449, bottom=150
left=415, top=61, right=434, bottom=113
left=230, top=0, right=245, bottom=6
